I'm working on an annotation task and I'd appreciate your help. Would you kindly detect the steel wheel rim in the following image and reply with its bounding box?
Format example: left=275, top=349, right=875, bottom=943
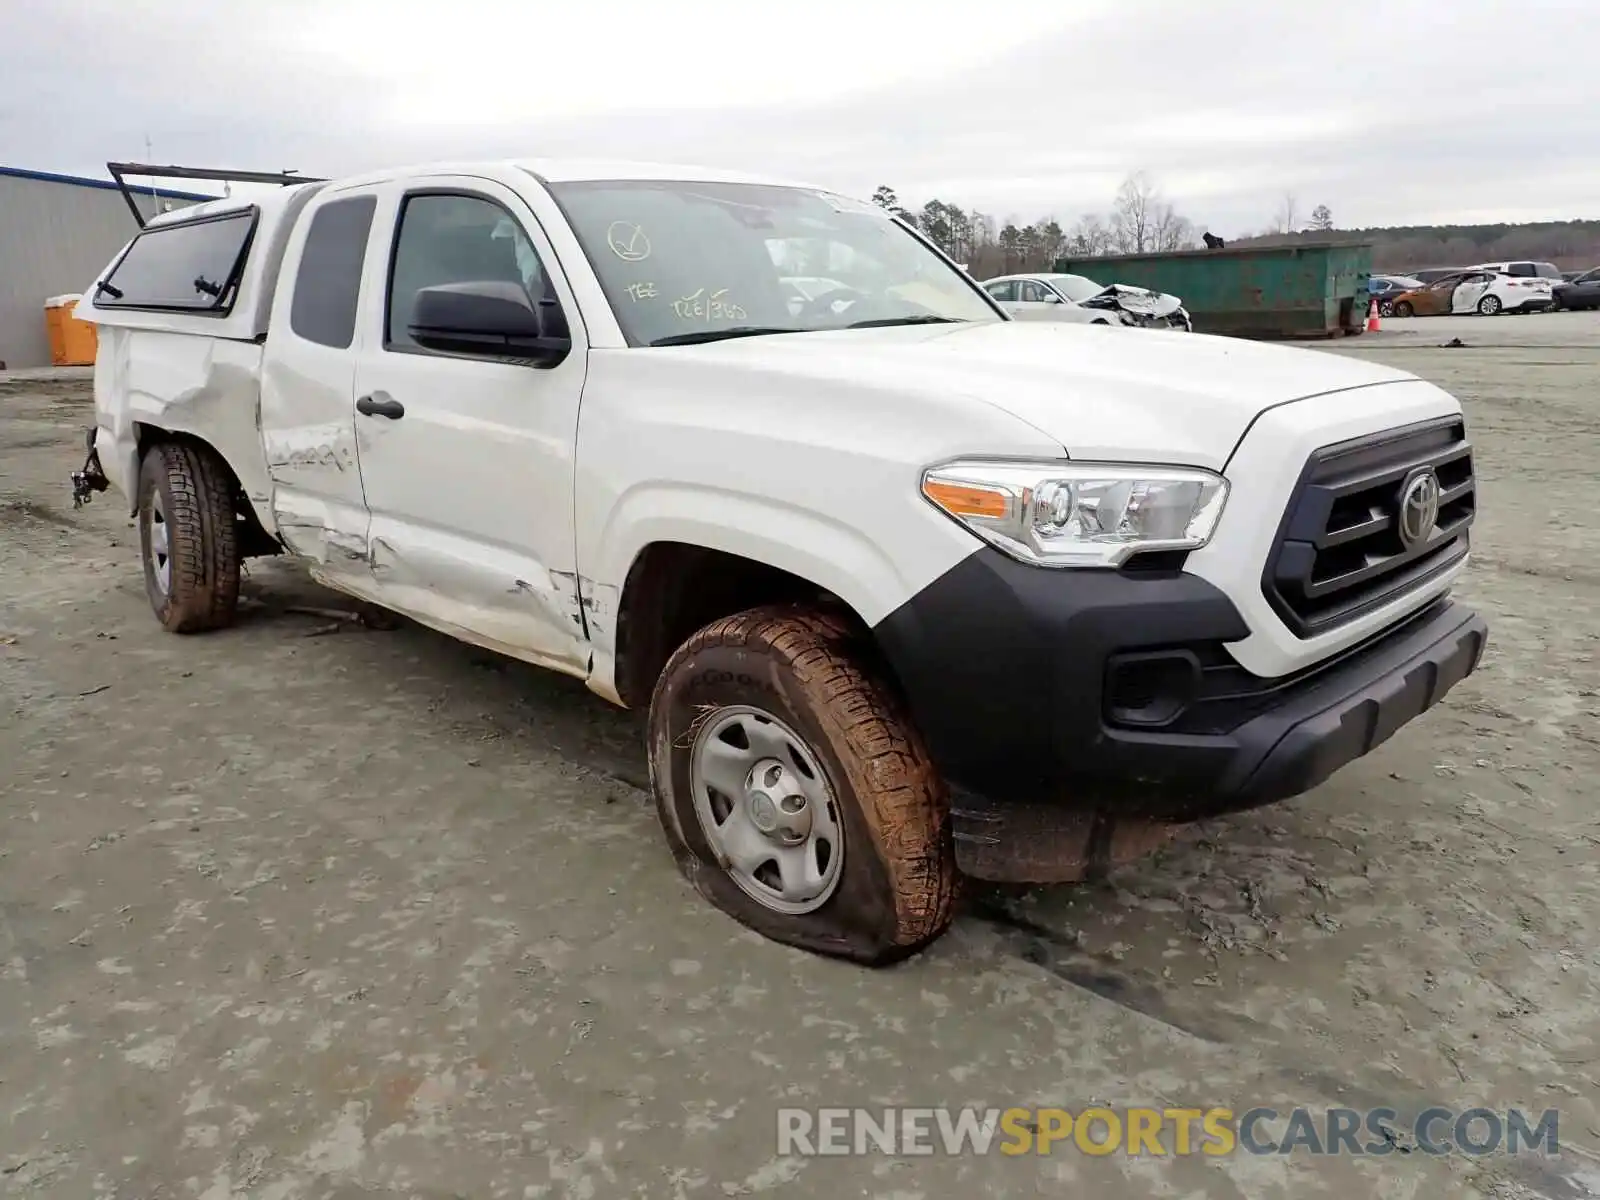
left=688, top=705, right=845, bottom=915
left=145, top=490, right=171, bottom=595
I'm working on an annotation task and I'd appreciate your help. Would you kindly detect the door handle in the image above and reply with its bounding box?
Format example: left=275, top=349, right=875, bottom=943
left=356, top=394, right=405, bottom=420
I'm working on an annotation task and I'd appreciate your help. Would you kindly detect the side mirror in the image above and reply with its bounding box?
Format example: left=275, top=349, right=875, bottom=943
left=408, top=281, right=570, bottom=364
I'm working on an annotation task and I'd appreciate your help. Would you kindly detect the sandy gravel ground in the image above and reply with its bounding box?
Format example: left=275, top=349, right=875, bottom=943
left=2, top=310, right=1598, bottom=1199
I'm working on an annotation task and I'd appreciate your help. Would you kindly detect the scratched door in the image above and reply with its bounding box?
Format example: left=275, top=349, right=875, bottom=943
left=346, top=176, right=592, bottom=675
left=261, top=187, right=383, bottom=571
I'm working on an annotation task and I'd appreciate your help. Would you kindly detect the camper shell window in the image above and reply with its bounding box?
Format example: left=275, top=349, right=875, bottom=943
left=95, top=208, right=259, bottom=314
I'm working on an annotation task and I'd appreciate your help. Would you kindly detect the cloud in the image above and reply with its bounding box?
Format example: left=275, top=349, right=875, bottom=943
left=3, top=0, right=1595, bottom=235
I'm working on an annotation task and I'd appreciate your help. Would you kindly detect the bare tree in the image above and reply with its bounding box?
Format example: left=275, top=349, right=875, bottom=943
left=1274, top=192, right=1301, bottom=235
left=1111, top=171, right=1159, bottom=254
left=1150, top=204, right=1195, bottom=253
left=1066, top=214, right=1112, bottom=258
left=1310, top=204, right=1334, bottom=232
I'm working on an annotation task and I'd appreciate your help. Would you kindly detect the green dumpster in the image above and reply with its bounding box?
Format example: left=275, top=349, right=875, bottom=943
left=1053, top=241, right=1375, bottom=339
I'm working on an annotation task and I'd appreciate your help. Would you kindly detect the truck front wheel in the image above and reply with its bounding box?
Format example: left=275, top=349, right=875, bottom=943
left=137, top=442, right=241, bottom=633
left=647, top=605, right=958, bottom=964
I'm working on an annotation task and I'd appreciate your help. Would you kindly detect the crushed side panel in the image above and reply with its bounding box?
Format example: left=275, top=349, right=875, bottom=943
left=116, top=331, right=275, bottom=532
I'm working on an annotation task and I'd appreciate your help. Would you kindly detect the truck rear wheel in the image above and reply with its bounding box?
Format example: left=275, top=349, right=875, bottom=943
left=647, top=605, right=958, bottom=964
left=137, top=442, right=241, bottom=633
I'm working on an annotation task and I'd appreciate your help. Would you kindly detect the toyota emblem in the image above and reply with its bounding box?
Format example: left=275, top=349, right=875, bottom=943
left=1397, top=469, right=1441, bottom=549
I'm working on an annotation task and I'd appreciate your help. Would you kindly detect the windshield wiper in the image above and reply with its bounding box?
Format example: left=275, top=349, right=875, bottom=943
left=842, top=315, right=965, bottom=329
left=649, top=326, right=804, bottom=347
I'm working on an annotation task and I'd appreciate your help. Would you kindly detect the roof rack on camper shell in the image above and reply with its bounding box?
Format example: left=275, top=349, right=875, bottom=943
left=106, top=161, right=326, bottom=229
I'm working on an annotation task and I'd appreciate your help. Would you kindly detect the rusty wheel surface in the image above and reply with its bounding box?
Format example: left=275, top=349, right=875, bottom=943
left=647, top=604, right=958, bottom=965
left=137, top=441, right=240, bottom=633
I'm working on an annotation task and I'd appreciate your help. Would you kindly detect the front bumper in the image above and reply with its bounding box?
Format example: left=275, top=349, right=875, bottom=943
left=873, top=548, right=1487, bottom=878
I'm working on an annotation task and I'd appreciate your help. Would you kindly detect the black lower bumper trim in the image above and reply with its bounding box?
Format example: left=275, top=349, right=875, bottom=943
left=872, top=547, right=1487, bottom=827
left=1217, top=599, right=1485, bottom=807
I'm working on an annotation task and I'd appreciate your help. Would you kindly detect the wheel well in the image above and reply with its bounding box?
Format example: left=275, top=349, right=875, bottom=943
left=135, top=424, right=280, bottom=559
left=613, top=543, right=863, bottom=709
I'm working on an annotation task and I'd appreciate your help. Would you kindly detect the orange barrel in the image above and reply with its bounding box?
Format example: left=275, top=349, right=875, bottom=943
left=45, top=295, right=97, bottom=366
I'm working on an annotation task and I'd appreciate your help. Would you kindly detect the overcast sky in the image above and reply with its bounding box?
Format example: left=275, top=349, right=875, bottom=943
left=5, top=0, right=1595, bottom=235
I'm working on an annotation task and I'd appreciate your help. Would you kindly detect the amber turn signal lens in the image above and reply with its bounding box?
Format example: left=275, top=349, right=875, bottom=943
left=922, top=479, right=1009, bottom=519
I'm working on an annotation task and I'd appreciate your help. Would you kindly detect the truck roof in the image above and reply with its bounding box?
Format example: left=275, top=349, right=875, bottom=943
left=82, top=157, right=841, bottom=339
left=139, top=158, right=828, bottom=231
left=287, top=157, right=826, bottom=192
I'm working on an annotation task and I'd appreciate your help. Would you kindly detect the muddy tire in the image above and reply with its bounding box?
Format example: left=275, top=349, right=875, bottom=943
left=647, top=605, right=958, bottom=965
left=137, top=441, right=241, bottom=633
left=1394, top=300, right=1414, bottom=318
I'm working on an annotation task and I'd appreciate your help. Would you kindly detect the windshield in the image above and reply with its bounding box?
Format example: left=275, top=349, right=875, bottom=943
left=1040, top=274, right=1104, bottom=303
left=544, top=179, right=1002, bottom=346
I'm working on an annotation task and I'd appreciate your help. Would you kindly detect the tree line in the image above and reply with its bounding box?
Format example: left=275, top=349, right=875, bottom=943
left=873, top=174, right=1600, bottom=277
left=872, top=171, right=1200, bottom=278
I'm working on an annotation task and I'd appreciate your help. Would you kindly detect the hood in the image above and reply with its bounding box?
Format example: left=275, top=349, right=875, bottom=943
left=661, top=321, right=1416, bottom=470
left=1090, top=284, right=1185, bottom=318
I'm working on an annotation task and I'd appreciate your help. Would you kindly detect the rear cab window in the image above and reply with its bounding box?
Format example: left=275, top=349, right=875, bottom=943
left=290, top=196, right=378, bottom=349
left=95, top=209, right=257, bottom=314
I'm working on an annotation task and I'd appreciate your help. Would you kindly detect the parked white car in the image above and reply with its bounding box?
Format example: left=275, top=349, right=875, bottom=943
left=1453, top=270, right=1555, bottom=315
left=71, top=158, right=1485, bottom=965
left=982, top=272, right=1192, bottom=330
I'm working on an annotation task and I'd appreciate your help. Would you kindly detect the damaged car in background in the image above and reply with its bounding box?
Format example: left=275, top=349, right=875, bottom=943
left=982, top=272, right=1193, bottom=330
left=1389, top=269, right=1554, bottom=317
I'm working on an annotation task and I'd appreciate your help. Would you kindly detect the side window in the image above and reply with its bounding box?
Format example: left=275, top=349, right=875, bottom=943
left=96, top=210, right=256, bottom=313
left=386, top=192, right=551, bottom=353
left=1018, top=281, right=1046, bottom=302
left=1509, top=262, right=1535, bottom=276
left=985, top=281, right=1017, bottom=302
left=289, top=195, right=377, bottom=349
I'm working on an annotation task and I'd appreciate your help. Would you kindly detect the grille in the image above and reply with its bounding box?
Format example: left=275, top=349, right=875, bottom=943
left=1263, top=417, right=1475, bottom=638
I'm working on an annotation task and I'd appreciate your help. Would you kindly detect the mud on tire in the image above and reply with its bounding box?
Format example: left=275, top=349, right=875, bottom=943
left=647, top=605, right=959, bottom=965
left=137, top=441, right=241, bottom=633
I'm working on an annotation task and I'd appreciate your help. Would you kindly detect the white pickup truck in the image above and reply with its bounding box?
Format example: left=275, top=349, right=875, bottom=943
left=72, top=158, right=1487, bottom=965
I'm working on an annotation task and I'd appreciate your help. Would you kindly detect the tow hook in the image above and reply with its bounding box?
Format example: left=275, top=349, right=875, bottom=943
left=70, top=427, right=109, bottom=509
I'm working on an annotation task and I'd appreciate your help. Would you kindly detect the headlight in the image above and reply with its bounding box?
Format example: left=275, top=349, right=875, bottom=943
left=920, top=459, right=1229, bottom=568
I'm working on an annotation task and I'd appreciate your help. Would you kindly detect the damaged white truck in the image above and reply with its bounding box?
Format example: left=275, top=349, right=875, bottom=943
left=72, top=158, right=1487, bottom=964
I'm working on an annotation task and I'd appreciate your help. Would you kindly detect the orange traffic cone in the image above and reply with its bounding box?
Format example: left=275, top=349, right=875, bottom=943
left=1366, top=298, right=1381, bottom=332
